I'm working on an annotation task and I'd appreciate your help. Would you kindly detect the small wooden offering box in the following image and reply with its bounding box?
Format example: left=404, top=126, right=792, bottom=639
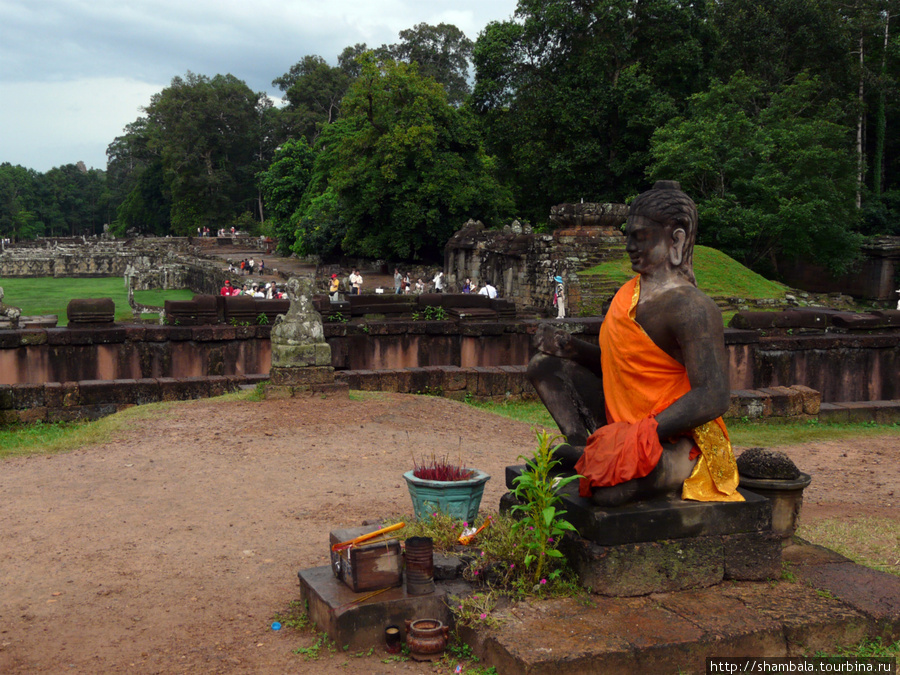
left=329, top=525, right=403, bottom=593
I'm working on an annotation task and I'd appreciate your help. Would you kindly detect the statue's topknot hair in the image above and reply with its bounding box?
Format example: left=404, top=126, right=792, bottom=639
left=628, top=180, right=698, bottom=285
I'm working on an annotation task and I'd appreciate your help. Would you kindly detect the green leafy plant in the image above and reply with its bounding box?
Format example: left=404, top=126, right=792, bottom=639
left=423, top=305, right=447, bottom=320
left=292, top=632, right=336, bottom=660
left=327, top=311, right=349, bottom=323
left=272, top=599, right=310, bottom=631
left=509, top=429, right=580, bottom=587
left=449, top=590, right=503, bottom=628
left=256, top=312, right=269, bottom=325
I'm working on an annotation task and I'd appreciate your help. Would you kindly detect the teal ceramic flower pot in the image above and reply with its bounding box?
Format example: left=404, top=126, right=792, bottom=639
left=403, top=469, right=490, bottom=522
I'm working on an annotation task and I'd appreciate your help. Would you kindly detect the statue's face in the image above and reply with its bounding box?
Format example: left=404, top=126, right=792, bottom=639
left=624, top=215, right=673, bottom=275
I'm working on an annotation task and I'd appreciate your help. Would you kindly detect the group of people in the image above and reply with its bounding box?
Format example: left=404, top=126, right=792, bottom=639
left=393, top=269, right=420, bottom=294
left=196, top=227, right=242, bottom=237
left=219, top=280, right=284, bottom=298
left=230, top=258, right=263, bottom=276
left=327, top=268, right=500, bottom=299
left=461, top=277, right=498, bottom=298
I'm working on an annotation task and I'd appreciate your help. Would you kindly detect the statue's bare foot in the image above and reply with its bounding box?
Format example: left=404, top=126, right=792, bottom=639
left=589, top=480, right=642, bottom=507
left=551, top=443, right=583, bottom=470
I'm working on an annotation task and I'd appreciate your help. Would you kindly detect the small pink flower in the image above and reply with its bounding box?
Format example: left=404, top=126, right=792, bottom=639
left=527, top=526, right=534, bottom=531
left=458, top=605, right=463, bottom=609
left=433, top=512, right=438, bottom=517
left=547, top=537, right=555, bottom=543
left=474, top=570, right=479, bottom=575
left=463, top=522, right=468, bottom=528
left=509, top=563, right=515, bottom=569
left=540, top=578, right=547, bottom=585
left=480, top=551, right=485, bottom=557
left=479, top=613, right=487, bottom=620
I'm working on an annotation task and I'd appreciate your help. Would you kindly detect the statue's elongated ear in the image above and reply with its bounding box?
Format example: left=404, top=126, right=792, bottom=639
left=669, top=228, right=687, bottom=267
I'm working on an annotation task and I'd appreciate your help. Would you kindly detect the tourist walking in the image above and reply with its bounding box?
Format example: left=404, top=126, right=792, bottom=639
left=394, top=269, right=402, bottom=294
left=433, top=271, right=444, bottom=293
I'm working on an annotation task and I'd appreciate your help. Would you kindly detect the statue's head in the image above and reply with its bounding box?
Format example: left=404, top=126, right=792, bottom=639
left=628, top=180, right=698, bottom=285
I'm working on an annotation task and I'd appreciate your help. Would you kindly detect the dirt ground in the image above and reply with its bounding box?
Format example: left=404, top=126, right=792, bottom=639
left=0, top=393, right=898, bottom=674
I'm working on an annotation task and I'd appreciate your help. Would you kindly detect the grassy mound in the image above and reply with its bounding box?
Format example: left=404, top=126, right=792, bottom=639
left=579, top=245, right=790, bottom=301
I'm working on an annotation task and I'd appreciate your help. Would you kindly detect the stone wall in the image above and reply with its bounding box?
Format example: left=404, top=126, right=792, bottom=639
left=0, top=324, right=271, bottom=385
left=778, top=236, right=900, bottom=301
left=0, top=374, right=268, bottom=425
left=0, top=312, right=896, bottom=405
left=0, top=237, right=233, bottom=296
left=444, top=218, right=626, bottom=315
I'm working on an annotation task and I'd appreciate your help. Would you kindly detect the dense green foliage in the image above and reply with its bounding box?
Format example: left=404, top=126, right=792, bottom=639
left=648, top=73, right=862, bottom=275
left=0, top=161, right=109, bottom=239
left=5, top=5, right=900, bottom=276
left=290, top=57, right=512, bottom=259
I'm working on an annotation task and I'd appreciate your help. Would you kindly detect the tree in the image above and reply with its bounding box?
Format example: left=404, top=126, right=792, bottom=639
left=138, top=72, right=270, bottom=235
left=294, top=56, right=513, bottom=260
left=472, top=0, right=715, bottom=225
left=273, top=56, right=352, bottom=142
left=0, top=163, right=44, bottom=241
left=107, top=118, right=167, bottom=236
left=257, top=138, right=317, bottom=252
left=382, top=23, right=474, bottom=105
left=648, top=72, right=861, bottom=275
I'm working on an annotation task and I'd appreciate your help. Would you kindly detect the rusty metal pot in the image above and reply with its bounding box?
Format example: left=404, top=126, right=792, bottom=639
left=404, top=618, right=449, bottom=660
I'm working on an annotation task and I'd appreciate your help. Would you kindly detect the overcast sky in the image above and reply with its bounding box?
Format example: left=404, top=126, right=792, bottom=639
left=0, top=0, right=518, bottom=173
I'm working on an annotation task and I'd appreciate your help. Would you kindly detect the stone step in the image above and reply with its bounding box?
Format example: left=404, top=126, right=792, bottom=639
left=819, top=400, right=900, bottom=424
left=458, top=542, right=900, bottom=674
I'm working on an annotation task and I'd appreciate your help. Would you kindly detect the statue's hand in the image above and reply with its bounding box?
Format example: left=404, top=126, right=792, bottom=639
left=534, top=325, right=578, bottom=359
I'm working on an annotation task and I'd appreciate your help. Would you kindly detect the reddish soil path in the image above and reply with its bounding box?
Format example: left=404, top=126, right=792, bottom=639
left=0, top=393, right=897, bottom=674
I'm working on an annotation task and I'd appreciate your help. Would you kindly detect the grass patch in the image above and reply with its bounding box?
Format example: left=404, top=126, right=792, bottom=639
left=728, top=419, right=900, bottom=447
left=798, top=517, right=900, bottom=577
left=0, top=389, right=261, bottom=460
left=463, top=400, right=900, bottom=447
left=579, top=245, right=790, bottom=300
left=0, top=277, right=195, bottom=325
left=466, top=400, right=558, bottom=432
left=827, top=636, right=900, bottom=658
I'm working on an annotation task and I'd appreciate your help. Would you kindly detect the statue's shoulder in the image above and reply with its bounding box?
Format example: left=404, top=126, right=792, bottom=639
left=659, top=284, right=721, bottom=323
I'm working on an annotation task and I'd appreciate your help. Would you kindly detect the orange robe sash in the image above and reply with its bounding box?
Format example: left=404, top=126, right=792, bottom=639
left=575, top=276, right=742, bottom=502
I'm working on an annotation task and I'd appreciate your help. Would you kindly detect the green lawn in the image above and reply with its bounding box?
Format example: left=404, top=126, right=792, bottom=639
left=466, top=399, right=899, bottom=447
left=0, top=277, right=195, bottom=326
left=579, top=245, right=790, bottom=301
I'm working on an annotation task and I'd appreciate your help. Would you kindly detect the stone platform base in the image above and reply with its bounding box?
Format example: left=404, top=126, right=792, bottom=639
left=269, top=365, right=335, bottom=386
left=297, top=565, right=469, bottom=651
left=263, top=381, right=349, bottom=399
left=457, top=542, right=900, bottom=674
left=560, top=529, right=782, bottom=596
left=502, top=465, right=779, bottom=595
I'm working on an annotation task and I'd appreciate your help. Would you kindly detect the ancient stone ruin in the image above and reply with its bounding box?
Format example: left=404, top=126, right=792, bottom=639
left=444, top=203, right=628, bottom=315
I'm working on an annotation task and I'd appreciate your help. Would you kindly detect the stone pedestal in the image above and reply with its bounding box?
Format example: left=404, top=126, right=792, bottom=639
left=502, top=465, right=781, bottom=596
left=266, top=276, right=347, bottom=398
left=297, top=565, right=469, bottom=651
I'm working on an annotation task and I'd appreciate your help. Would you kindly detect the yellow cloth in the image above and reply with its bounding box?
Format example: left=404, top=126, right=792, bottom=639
left=595, top=276, right=742, bottom=502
